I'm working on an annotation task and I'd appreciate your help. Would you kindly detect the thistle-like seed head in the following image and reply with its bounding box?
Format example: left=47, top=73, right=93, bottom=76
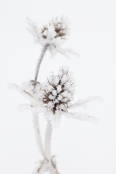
left=29, top=67, right=75, bottom=115
left=27, top=16, right=69, bottom=49
left=41, top=16, right=69, bottom=40
left=10, top=66, right=99, bottom=128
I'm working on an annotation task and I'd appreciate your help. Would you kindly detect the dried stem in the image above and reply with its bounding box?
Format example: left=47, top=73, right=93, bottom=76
left=34, top=44, right=48, bottom=90
left=45, top=121, right=52, bottom=160
left=33, top=113, right=45, bottom=158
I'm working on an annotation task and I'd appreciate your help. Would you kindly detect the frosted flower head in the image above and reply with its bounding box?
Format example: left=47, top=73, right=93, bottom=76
left=27, top=16, right=69, bottom=48
left=39, top=66, right=75, bottom=115
left=27, top=17, right=79, bottom=57
left=41, top=17, right=69, bottom=40
left=22, top=67, right=75, bottom=116
left=10, top=67, right=99, bottom=128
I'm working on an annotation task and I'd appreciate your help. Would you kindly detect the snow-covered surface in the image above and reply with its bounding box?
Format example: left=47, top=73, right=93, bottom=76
left=0, top=0, right=116, bottom=174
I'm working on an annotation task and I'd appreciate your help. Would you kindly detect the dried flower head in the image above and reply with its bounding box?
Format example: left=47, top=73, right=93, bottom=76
left=9, top=67, right=100, bottom=128
left=36, top=66, right=74, bottom=114
left=42, top=17, right=69, bottom=40
left=27, top=16, right=77, bottom=56
left=27, top=17, right=79, bottom=89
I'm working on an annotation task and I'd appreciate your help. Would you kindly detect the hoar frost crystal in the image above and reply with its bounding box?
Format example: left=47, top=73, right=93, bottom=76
left=10, top=16, right=101, bottom=174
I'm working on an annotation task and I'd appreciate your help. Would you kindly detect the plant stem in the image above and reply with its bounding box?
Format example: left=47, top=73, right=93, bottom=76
left=34, top=44, right=48, bottom=90
left=33, top=113, right=45, bottom=158
left=45, top=121, right=52, bottom=160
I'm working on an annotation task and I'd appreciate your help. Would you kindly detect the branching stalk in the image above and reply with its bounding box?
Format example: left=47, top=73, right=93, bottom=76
left=34, top=44, right=48, bottom=90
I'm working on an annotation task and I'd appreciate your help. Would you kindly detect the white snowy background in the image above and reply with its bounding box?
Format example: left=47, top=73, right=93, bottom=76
left=0, top=0, right=116, bottom=174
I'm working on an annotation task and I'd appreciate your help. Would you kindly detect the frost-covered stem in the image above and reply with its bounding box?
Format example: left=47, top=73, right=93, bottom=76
left=45, top=121, right=52, bottom=160
left=34, top=44, right=48, bottom=89
left=33, top=113, right=45, bottom=158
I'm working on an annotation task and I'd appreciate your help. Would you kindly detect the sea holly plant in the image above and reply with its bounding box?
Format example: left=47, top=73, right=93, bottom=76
left=9, top=67, right=101, bottom=174
left=26, top=16, right=79, bottom=89
left=9, top=17, right=101, bottom=174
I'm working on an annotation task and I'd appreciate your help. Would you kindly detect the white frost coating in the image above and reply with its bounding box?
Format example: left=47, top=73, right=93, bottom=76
left=34, top=44, right=48, bottom=89
left=57, top=85, right=62, bottom=93
left=57, top=95, right=62, bottom=101
left=21, top=80, right=41, bottom=94
left=62, top=91, right=68, bottom=97
left=49, top=95, right=55, bottom=100
left=52, top=90, right=57, bottom=96
left=47, top=102, right=54, bottom=109
left=8, top=83, right=39, bottom=105
left=45, top=111, right=55, bottom=122
left=9, top=67, right=100, bottom=128
left=51, top=115, right=61, bottom=128
left=54, top=77, right=59, bottom=86
left=64, top=112, right=99, bottom=124
left=21, top=81, right=34, bottom=92
left=54, top=99, right=59, bottom=104
left=33, top=113, right=45, bottom=158
left=26, top=17, right=78, bottom=57
left=18, top=104, right=46, bottom=114
left=9, top=71, right=100, bottom=174
left=45, top=122, right=52, bottom=160
left=47, top=85, right=53, bottom=92
left=61, top=74, right=68, bottom=84
left=69, top=96, right=103, bottom=109
left=18, top=104, right=38, bottom=113
left=9, top=16, right=102, bottom=174
left=32, top=157, right=59, bottom=174
left=56, top=46, right=80, bottom=58
left=32, top=164, right=47, bottom=174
